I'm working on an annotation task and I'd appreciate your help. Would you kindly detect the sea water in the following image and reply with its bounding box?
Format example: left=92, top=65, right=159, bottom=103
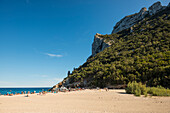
left=0, top=87, right=50, bottom=95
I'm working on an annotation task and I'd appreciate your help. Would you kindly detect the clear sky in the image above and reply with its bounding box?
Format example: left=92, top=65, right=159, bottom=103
left=0, top=0, right=169, bottom=87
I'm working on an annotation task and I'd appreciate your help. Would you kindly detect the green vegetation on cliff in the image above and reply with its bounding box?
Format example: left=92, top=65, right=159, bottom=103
left=66, top=6, right=170, bottom=88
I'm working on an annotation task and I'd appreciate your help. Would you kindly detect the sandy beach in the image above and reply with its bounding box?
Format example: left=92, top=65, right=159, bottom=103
left=0, top=89, right=170, bottom=113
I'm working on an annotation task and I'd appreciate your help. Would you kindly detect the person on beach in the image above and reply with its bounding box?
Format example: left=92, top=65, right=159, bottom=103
left=9, top=93, right=13, bottom=96
left=39, top=92, right=42, bottom=95
left=105, top=87, right=108, bottom=91
left=42, top=91, right=46, bottom=95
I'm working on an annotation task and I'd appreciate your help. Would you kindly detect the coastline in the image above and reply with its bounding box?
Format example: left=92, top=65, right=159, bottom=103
left=0, top=89, right=170, bottom=113
left=0, top=87, right=50, bottom=95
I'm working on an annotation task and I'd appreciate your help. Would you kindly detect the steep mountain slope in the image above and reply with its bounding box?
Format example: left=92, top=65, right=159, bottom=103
left=51, top=2, right=170, bottom=90
left=111, top=1, right=167, bottom=33
left=91, top=2, right=169, bottom=57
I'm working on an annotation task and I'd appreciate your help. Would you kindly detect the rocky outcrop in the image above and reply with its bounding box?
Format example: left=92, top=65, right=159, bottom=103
left=111, top=7, right=148, bottom=34
left=50, top=1, right=170, bottom=90
left=111, top=1, right=168, bottom=34
left=48, top=82, right=63, bottom=91
left=148, top=1, right=165, bottom=15
left=92, top=33, right=112, bottom=56
left=91, top=1, right=169, bottom=57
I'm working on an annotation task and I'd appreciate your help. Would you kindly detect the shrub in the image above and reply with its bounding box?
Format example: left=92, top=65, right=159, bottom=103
left=134, top=88, right=141, bottom=96
left=125, top=81, right=147, bottom=96
left=126, top=81, right=170, bottom=96
left=139, top=82, right=147, bottom=96
left=147, top=86, right=170, bottom=96
left=125, top=82, right=133, bottom=94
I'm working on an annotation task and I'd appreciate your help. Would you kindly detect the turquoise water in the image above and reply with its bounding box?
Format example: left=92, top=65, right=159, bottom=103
left=0, top=88, right=50, bottom=95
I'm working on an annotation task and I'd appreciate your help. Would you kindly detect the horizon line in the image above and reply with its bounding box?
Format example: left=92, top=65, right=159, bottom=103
left=0, top=86, right=52, bottom=88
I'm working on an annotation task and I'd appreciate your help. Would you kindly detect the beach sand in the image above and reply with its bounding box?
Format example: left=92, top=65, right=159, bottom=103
left=0, top=89, right=170, bottom=113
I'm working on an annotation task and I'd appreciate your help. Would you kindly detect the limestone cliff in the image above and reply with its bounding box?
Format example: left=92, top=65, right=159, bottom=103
left=92, top=2, right=169, bottom=57
left=92, top=33, right=112, bottom=56
left=111, top=1, right=166, bottom=34
left=50, top=1, right=170, bottom=90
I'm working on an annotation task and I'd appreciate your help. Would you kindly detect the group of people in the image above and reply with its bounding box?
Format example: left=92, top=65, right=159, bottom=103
left=3, top=90, right=39, bottom=96
left=1, top=87, right=109, bottom=97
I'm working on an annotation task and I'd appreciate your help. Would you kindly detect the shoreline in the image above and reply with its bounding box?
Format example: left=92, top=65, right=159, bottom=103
left=0, top=89, right=170, bottom=113
left=0, top=88, right=169, bottom=97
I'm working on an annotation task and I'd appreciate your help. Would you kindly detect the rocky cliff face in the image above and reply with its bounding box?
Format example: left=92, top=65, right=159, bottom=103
left=50, top=1, right=170, bottom=90
left=92, top=2, right=169, bottom=57
left=148, top=1, right=166, bottom=15
left=111, top=1, right=167, bottom=34
left=92, top=33, right=112, bottom=56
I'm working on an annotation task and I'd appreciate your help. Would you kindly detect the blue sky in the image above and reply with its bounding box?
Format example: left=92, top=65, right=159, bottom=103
left=0, top=0, right=169, bottom=87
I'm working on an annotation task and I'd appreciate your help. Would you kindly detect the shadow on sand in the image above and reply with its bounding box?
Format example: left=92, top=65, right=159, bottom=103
left=24, top=95, right=30, bottom=97
left=116, top=91, right=130, bottom=95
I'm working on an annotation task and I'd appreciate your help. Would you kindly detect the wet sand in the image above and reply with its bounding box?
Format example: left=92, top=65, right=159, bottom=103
left=0, top=89, right=170, bottom=113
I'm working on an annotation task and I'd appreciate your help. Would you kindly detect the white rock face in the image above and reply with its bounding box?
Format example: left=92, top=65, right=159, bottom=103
left=92, top=33, right=112, bottom=56
left=111, top=1, right=167, bottom=34
left=91, top=1, right=169, bottom=57
left=112, top=7, right=148, bottom=34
